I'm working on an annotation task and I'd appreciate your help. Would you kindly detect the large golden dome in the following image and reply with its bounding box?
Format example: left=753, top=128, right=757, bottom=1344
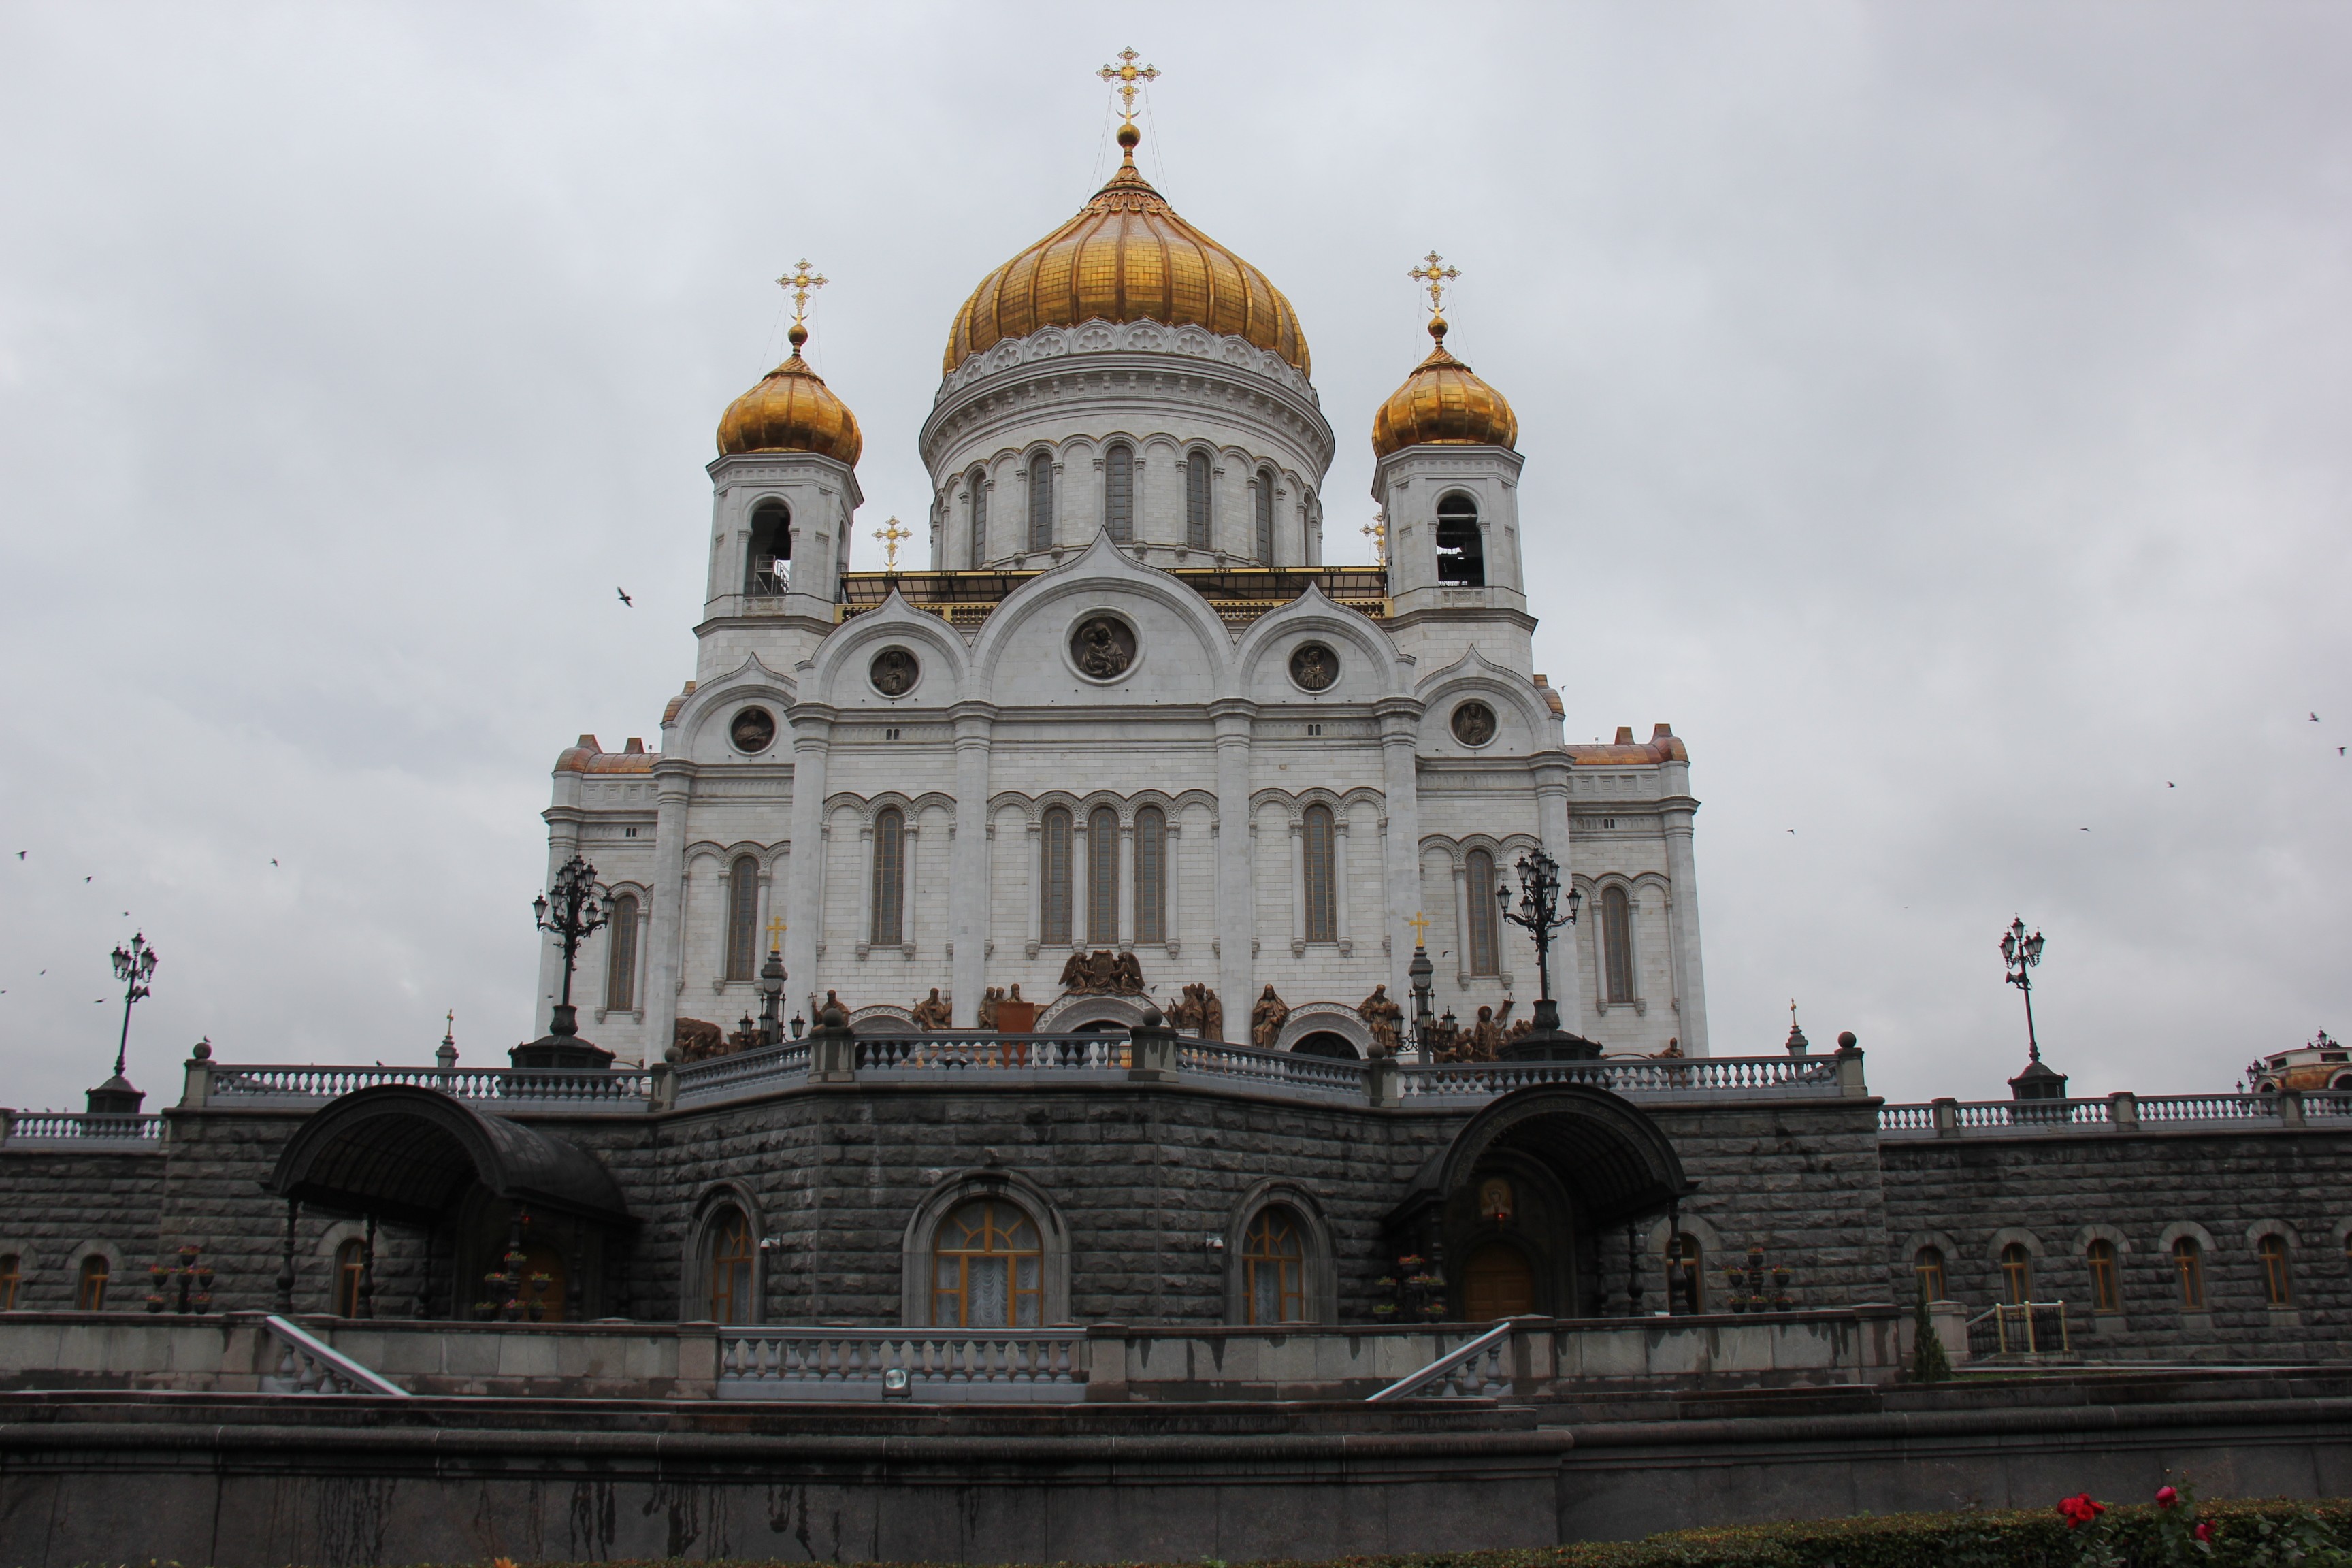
left=944, top=125, right=1310, bottom=378
left=717, top=322, right=864, bottom=463
left=1370, top=318, right=1518, bottom=459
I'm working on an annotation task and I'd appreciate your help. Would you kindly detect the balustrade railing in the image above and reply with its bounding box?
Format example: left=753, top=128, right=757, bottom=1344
left=1179, top=1038, right=1369, bottom=1096
left=1366, top=1318, right=1518, bottom=1401
left=715, top=1327, right=1087, bottom=1402
left=258, top=1314, right=408, bottom=1396
left=1400, top=1054, right=1838, bottom=1100
left=674, top=1040, right=811, bottom=1102
left=853, top=1034, right=1130, bottom=1073
left=3, top=1111, right=164, bottom=1143
left=2136, top=1093, right=2278, bottom=1123
left=206, top=1063, right=652, bottom=1109
left=1878, top=1091, right=2338, bottom=1137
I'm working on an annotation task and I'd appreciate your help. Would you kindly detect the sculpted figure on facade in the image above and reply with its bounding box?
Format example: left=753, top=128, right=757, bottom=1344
left=1356, top=985, right=1405, bottom=1057
left=1250, top=985, right=1290, bottom=1049
left=910, top=987, right=952, bottom=1029
left=1058, top=949, right=1145, bottom=996
left=976, top=986, right=1006, bottom=1029
left=672, top=1016, right=727, bottom=1063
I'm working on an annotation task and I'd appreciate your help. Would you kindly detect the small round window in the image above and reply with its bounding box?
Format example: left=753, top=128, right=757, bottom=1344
left=1289, top=642, right=1338, bottom=692
left=730, top=706, right=777, bottom=753
left=870, top=647, right=919, bottom=696
left=1069, top=614, right=1138, bottom=682
left=1450, top=701, right=1497, bottom=747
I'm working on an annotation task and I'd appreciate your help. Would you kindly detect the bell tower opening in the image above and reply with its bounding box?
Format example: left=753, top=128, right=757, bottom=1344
left=1435, top=493, right=1484, bottom=586
left=746, top=501, right=790, bottom=595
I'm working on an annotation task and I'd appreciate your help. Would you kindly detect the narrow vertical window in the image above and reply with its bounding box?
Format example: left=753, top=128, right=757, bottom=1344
left=1028, top=451, right=1054, bottom=552
left=871, top=808, right=905, bottom=946
left=1436, top=493, right=1485, bottom=585
left=1999, top=1243, right=2034, bottom=1305
left=1134, top=806, right=1166, bottom=943
left=1243, top=1207, right=1307, bottom=1324
left=1254, top=468, right=1276, bottom=563
left=1914, top=1245, right=1947, bottom=1302
left=604, top=892, right=639, bottom=1012
left=1603, top=886, right=1635, bottom=1003
left=1041, top=808, right=1073, bottom=945
left=0, top=1254, right=18, bottom=1311
left=2259, top=1235, right=2293, bottom=1306
left=932, top=1199, right=1042, bottom=1328
left=1302, top=804, right=1337, bottom=943
left=333, top=1238, right=366, bottom=1317
left=1465, top=849, right=1499, bottom=976
left=746, top=501, right=790, bottom=594
left=75, top=1256, right=108, bottom=1311
left=1670, top=1234, right=1705, bottom=1311
left=2172, top=1237, right=2206, bottom=1309
left=967, top=470, right=988, bottom=569
left=2087, top=1239, right=2119, bottom=1313
left=706, top=1207, right=754, bottom=1323
left=1105, top=444, right=1133, bottom=543
left=1186, top=451, right=1212, bottom=549
left=1087, top=806, right=1120, bottom=945
left=725, top=855, right=760, bottom=981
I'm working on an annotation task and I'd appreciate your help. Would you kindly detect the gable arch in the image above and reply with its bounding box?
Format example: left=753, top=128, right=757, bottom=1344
left=802, top=591, right=970, bottom=706
left=898, top=1166, right=1073, bottom=1328
left=966, top=535, right=1235, bottom=693
left=1438, top=1083, right=1691, bottom=1231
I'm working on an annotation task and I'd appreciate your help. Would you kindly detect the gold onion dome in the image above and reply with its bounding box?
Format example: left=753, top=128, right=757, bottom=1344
left=1370, top=316, right=1519, bottom=459
left=716, top=320, right=864, bottom=463
left=944, top=122, right=1310, bottom=377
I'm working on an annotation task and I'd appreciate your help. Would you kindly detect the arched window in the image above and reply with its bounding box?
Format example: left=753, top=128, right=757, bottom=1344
left=1669, top=1233, right=1705, bottom=1312
left=75, top=1255, right=108, bottom=1311
left=1132, top=806, right=1166, bottom=943
left=932, top=1198, right=1041, bottom=1328
left=872, top=808, right=906, bottom=946
left=1302, top=804, right=1337, bottom=943
left=1086, top=806, right=1119, bottom=945
left=1186, top=450, right=1212, bottom=549
left=1913, top=1245, right=1947, bottom=1302
left=967, top=470, right=987, bottom=569
left=1999, top=1243, right=2033, bottom=1305
left=1041, top=808, right=1073, bottom=945
left=1435, top=493, right=1485, bottom=586
left=0, top=1254, right=18, bottom=1310
left=2086, top=1239, right=2120, bottom=1313
left=1465, top=850, right=1500, bottom=976
left=1243, top=1207, right=1307, bottom=1325
left=332, top=1238, right=366, bottom=1317
left=2259, top=1234, right=2293, bottom=1306
left=2172, top=1236, right=2206, bottom=1308
left=1301, top=487, right=1316, bottom=564
left=724, top=855, right=760, bottom=981
left=1603, top=885, right=1636, bottom=1003
left=604, top=892, right=639, bottom=1012
left=704, top=1206, right=754, bottom=1322
left=1254, top=468, right=1277, bottom=563
left=1027, top=451, right=1054, bottom=552
left=1104, top=444, right=1134, bottom=543
left=746, top=500, right=790, bottom=594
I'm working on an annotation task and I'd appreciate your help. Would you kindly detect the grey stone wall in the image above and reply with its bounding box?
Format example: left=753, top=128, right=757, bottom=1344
left=0, top=1145, right=167, bottom=1307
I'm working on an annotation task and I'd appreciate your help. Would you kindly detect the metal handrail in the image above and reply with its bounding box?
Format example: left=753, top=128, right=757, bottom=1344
left=261, top=1315, right=408, bottom=1396
left=1367, top=1318, right=1520, bottom=1401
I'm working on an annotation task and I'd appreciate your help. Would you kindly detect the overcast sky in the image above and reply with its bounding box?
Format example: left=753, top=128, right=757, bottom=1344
left=1, top=2, right=2346, bottom=1112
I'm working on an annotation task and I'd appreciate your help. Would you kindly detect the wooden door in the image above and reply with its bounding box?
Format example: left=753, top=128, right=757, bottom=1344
left=1463, top=1242, right=1534, bottom=1321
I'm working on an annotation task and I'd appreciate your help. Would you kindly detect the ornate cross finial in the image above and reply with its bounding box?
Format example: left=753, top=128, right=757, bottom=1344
left=1098, top=48, right=1160, bottom=126
left=776, top=258, right=828, bottom=324
left=1362, top=514, right=1388, bottom=566
left=765, top=915, right=787, bottom=953
left=873, top=517, right=911, bottom=572
left=1407, top=910, right=1431, bottom=948
left=1408, top=250, right=1460, bottom=320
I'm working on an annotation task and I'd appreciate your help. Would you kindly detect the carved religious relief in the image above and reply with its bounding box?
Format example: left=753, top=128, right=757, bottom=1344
left=1290, top=642, right=1339, bottom=692
left=1356, top=984, right=1405, bottom=1056
left=909, top=987, right=951, bottom=1028
left=1479, top=1177, right=1514, bottom=1224
left=1071, top=615, right=1137, bottom=680
left=1450, top=701, right=1497, bottom=747
left=870, top=647, right=920, bottom=696
left=1166, top=982, right=1224, bottom=1040
left=1250, top=985, right=1290, bottom=1049
left=730, top=706, right=777, bottom=753
left=1058, top=949, right=1145, bottom=996
left=672, top=1016, right=728, bottom=1063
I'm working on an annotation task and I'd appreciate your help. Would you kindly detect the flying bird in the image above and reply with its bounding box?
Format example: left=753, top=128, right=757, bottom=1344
left=616, top=587, right=634, bottom=607
left=2168, top=781, right=2175, bottom=788
left=271, top=858, right=278, bottom=867
left=2313, top=713, right=2321, bottom=722
left=83, top=876, right=91, bottom=883
left=14, top=851, right=22, bottom=860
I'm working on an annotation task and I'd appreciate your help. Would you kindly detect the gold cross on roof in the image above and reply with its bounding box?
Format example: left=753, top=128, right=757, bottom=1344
left=776, top=258, right=828, bottom=323
left=873, top=517, right=911, bottom=572
left=1361, top=515, right=1387, bottom=566
left=1407, top=910, right=1431, bottom=948
left=766, top=915, right=787, bottom=953
left=1098, top=47, right=1160, bottom=125
left=1408, top=250, right=1460, bottom=319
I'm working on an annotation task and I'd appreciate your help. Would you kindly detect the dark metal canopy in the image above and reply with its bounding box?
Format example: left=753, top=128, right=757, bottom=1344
left=1435, top=1081, right=1693, bottom=1229
left=264, top=1083, right=634, bottom=1228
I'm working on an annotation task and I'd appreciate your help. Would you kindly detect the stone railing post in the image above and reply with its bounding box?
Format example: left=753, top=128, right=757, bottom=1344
left=808, top=1001, right=857, bottom=1085
left=1929, top=1300, right=1969, bottom=1366
left=2280, top=1089, right=2306, bottom=1128
left=0, top=1109, right=12, bottom=1147
left=2108, top=1090, right=2138, bottom=1132
left=1834, top=1039, right=1867, bottom=1097
left=1083, top=1322, right=1129, bottom=1401
left=1127, top=1011, right=1180, bottom=1084
left=1931, top=1096, right=1959, bottom=1136
left=1367, top=1054, right=1401, bottom=1109
left=676, top=1321, right=721, bottom=1399
left=180, top=1045, right=214, bottom=1109
left=648, top=1060, right=678, bottom=1111
left=1509, top=1314, right=1555, bottom=1396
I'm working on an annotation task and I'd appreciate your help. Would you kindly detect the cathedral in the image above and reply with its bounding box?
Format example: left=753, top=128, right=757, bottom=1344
left=543, top=103, right=1709, bottom=1068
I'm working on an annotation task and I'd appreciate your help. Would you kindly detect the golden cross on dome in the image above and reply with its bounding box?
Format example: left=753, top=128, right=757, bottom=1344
left=1098, top=48, right=1160, bottom=125
left=1407, top=910, right=1431, bottom=948
left=873, top=517, right=911, bottom=572
left=1408, top=250, right=1460, bottom=319
left=775, top=258, right=828, bottom=323
left=766, top=915, right=787, bottom=953
left=1362, top=514, right=1387, bottom=565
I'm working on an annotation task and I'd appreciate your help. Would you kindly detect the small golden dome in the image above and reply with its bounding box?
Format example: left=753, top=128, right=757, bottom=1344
left=717, top=321, right=864, bottom=463
left=944, top=132, right=1310, bottom=378
left=1370, top=318, right=1518, bottom=459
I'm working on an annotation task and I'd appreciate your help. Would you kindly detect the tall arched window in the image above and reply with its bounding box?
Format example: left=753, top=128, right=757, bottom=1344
left=1602, top=885, right=1635, bottom=1003
left=0, top=1254, right=19, bottom=1311
left=1999, top=1243, right=2034, bottom=1305
left=1087, top=806, right=1120, bottom=945
left=1465, top=849, right=1499, bottom=975
left=1133, top=806, right=1166, bottom=944
left=932, top=1198, right=1041, bottom=1328
left=1913, top=1245, right=1947, bottom=1302
left=604, top=892, right=639, bottom=1012
left=1104, top=444, right=1134, bottom=543
left=1027, top=451, right=1054, bottom=551
left=746, top=500, right=790, bottom=594
left=2086, top=1239, right=2120, bottom=1313
left=1186, top=450, right=1212, bottom=549
left=1254, top=468, right=1277, bottom=563
left=1436, top=493, right=1485, bottom=585
left=1302, top=804, right=1337, bottom=943
left=2259, top=1234, right=2293, bottom=1306
left=872, top=808, right=906, bottom=946
left=966, top=470, right=987, bottom=568
left=724, top=855, right=760, bottom=981
left=1041, top=808, right=1073, bottom=945
left=333, top=1238, right=367, bottom=1317
left=2172, top=1236, right=2206, bottom=1308
left=706, top=1206, right=754, bottom=1322
left=1243, top=1207, right=1306, bottom=1324
left=75, top=1255, right=108, bottom=1311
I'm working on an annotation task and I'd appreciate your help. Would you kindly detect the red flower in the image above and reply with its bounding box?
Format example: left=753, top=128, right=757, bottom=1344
left=2059, top=1494, right=2108, bottom=1530
left=2157, top=1486, right=2180, bottom=1509
left=2195, top=1522, right=2215, bottom=1542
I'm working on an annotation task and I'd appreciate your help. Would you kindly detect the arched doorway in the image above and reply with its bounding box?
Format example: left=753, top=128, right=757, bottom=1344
left=1292, top=1031, right=1359, bottom=1061
left=1463, top=1242, right=1535, bottom=1320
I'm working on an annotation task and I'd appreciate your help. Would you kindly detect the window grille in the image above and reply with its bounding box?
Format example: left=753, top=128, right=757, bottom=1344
left=932, top=1199, right=1042, bottom=1328
left=1087, top=806, right=1120, bottom=945
left=1134, top=807, right=1166, bottom=943
left=2087, top=1239, right=2120, bottom=1313
left=1465, top=850, right=1499, bottom=975
left=2172, top=1236, right=2206, bottom=1309
left=968, top=471, right=987, bottom=568
left=724, top=855, right=760, bottom=981
left=1186, top=451, right=1212, bottom=549
left=75, top=1256, right=107, bottom=1311
left=1999, top=1243, right=2034, bottom=1305
left=604, top=893, right=639, bottom=1012
left=2259, top=1234, right=2293, bottom=1306
left=1105, top=445, right=1133, bottom=543
left=1914, top=1245, right=1947, bottom=1302
left=871, top=809, right=905, bottom=945
left=1303, top=805, right=1337, bottom=943
left=1028, top=452, right=1054, bottom=552
left=1254, top=469, right=1276, bottom=562
left=1603, top=885, right=1635, bottom=1002
left=1243, top=1207, right=1306, bottom=1324
left=706, top=1207, right=754, bottom=1324
left=1041, top=808, right=1073, bottom=945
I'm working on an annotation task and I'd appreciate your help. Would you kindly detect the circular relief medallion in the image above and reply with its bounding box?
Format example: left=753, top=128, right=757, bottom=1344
left=870, top=646, right=919, bottom=697
left=730, top=706, right=777, bottom=754
left=1070, top=614, right=1137, bottom=681
left=1450, top=700, right=1498, bottom=747
left=1289, top=642, right=1339, bottom=692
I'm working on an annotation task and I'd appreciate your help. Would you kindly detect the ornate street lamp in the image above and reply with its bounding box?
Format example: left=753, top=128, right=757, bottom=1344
left=2000, top=916, right=2066, bottom=1105
left=1495, top=848, right=1601, bottom=1060
left=90, top=932, right=158, bottom=1117
left=532, top=856, right=608, bottom=1040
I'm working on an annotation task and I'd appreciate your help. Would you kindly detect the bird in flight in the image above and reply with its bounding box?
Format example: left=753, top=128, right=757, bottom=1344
left=2313, top=713, right=2321, bottom=722
left=271, top=858, right=279, bottom=867
left=616, top=587, right=634, bottom=607
left=83, top=876, right=91, bottom=883
left=13, top=851, right=21, bottom=860
left=2167, top=781, right=2176, bottom=788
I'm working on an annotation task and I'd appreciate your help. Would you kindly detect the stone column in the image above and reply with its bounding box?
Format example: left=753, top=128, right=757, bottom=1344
left=1452, top=862, right=1471, bottom=987
left=1211, top=699, right=1256, bottom=1022
left=1117, top=820, right=1135, bottom=948
left=646, top=758, right=696, bottom=1058
left=950, top=703, right=995, bottom=1024
left=1377, top=699, right=1424, bottom=1006
left=1164, top=821, right=1183, bottom=954
left=1332, top=815, right=1352, bottom=953
left=1071, top=818, right=1090, bottom=947
left=1658, top=749, right=1710, bottom=1055
left=1026, top=819, right=1043, bottom=953
left=783, top=705, right=835, bottom=1022
left=898, top=821, right=917, bottom=951
left=1288, top=818, right=1307, bottom=955
left=536, top=815, right=580, bottom=1032
left=1531, top=755, right=1583, bottom=1020
left=855, top=822, right=875, bottom=951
